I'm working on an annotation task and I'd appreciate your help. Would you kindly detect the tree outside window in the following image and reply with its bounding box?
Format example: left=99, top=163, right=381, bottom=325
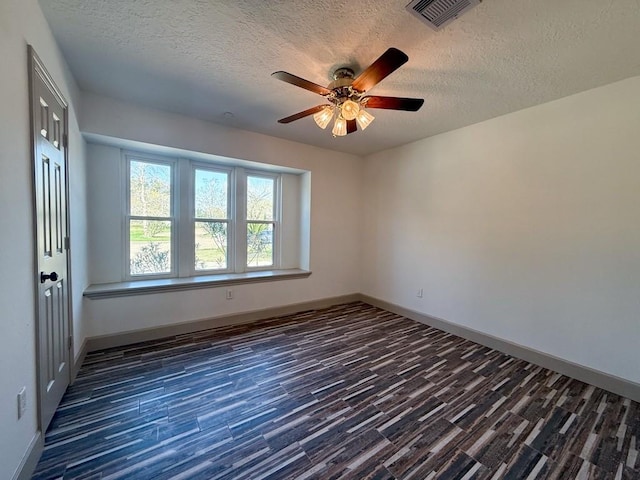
left=246, top=175, right=275, bottom=268
left=129, top=160, right=172, bottom=275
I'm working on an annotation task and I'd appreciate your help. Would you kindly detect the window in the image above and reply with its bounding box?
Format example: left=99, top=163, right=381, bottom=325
left=246, top=174, right=276, bottom=268
left=125, top=154, right=281, bottom=279
left=194, top=167, right=230, bottom=271
left=127, top=158, right=174, bottom=277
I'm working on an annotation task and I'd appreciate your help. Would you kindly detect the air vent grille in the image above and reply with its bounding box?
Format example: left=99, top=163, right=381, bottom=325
left=406, top=0, right=482, bottom=30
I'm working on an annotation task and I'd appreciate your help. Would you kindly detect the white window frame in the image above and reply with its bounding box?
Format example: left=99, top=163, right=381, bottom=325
left=124, top=152, right=177, bottom=280
left=123, top=152, right=282, bottom=280
left=190, top=162, right=234, bottom=275
left=245, top=170, right=281, bottom=272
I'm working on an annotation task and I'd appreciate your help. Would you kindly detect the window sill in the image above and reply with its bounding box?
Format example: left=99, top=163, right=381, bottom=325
left=83, top=269, right=311, bottom=299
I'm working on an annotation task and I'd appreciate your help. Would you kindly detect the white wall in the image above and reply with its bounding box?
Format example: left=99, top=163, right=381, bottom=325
left=82, top=94, right=363, bottom=337
left=0, top=1, right=88, bottom=478
left=362, top=76, right=640, bottom=384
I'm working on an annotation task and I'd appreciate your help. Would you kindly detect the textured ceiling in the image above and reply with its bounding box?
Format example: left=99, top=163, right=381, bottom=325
left=40, top=0, right=640, bottom=156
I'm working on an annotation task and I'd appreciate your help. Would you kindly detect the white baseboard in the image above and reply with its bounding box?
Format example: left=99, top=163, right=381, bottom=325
left=13, top=431, right=43, bottom=480
left=72, top=338, right=88, bottom=384
left=86, top=294, right=361, bottom=352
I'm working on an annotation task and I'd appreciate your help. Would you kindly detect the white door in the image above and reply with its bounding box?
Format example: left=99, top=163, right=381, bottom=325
left=29, top=47, right=71, bottom=431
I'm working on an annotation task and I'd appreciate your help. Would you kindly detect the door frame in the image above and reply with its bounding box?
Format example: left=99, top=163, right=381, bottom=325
left=28, top=45, right=74, bottom=431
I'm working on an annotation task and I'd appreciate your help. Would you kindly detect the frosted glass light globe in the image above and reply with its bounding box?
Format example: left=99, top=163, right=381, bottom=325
left=332, top=116, right=347, bottom=136
left=313, top=106, right=333, bottom=129
left=340, top=100, right=360, bottom=121
left=355, top=109, right=375, bottom=130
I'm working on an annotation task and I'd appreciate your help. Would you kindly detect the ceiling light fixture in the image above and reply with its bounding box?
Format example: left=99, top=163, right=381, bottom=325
left=331, top=115, right=347, bottom=137
left=340, top=99, right=360, bottom=120
left=319, top=67, right=377, bottom=137
left=355, top=108, right=375, bottom=130
left=326, top=100, right=373, bottom=136
left=313, top=106, right=333, bottom=129
left=319, top=98, right=374, bottom=137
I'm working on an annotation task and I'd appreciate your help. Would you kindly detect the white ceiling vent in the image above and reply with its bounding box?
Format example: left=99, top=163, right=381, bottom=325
left=406, top=0, right=482, bottom=30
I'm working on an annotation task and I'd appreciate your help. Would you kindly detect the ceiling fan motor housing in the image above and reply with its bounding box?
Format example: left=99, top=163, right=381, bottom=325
left=329, top=67, right=357, bottom=91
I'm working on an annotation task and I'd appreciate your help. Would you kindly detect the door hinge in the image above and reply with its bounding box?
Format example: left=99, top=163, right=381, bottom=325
left=68, top=336, right=73, bottom=350
left=64, top=236, right=70, bottom=250
left=63, top=134, right=68, bottom=148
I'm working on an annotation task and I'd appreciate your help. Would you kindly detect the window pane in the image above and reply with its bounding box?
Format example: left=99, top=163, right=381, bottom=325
left=247, top=222, right=273, bottom=268
left=195, top=221, right=228, bottom=270
left=130, top=160, right=171, bottom=217
left=247, top=176, right=274, bottom=221
left=195, top=169, right=228, bottom=219
left=129, top=219, right=171, bottom=275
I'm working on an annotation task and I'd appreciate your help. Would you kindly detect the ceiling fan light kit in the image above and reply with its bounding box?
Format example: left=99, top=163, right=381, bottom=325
left=341, top=99, right=360, bottom=120
left=332, top=116, right=347, bottom=136
left=355, top=108, right=375, bottom=130
left=313, top=106, right=333, bottom=129
left=272, top=48, right=424, bottom=137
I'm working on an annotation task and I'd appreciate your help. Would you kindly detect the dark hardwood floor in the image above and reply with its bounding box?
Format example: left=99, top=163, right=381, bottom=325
left=32, top=302, right=639, bottom=479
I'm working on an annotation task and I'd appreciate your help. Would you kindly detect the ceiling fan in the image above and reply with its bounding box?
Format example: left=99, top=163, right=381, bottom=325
left=272, top=48, right=424, bottom=137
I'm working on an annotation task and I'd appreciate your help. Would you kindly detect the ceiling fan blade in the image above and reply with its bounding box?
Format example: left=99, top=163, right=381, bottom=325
left=277, top=105, right=328, bottom=124
left=346, top=119, right=357, bottom=134
left=363, top=96, right=424, bottom=111
left=351, top=48, right=409, bottom=92
left=272, top=71, right=332, bottom=96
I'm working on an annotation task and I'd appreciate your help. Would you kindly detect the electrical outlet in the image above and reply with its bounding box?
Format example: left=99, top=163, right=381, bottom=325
left=417, top=288, right=423, bottom=298
left=226, top=289, right=233, bottom=300
left=17, top=387, right=27, bottom=419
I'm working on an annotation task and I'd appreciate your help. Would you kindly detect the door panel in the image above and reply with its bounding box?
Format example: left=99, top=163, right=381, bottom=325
left=30, top=47, right=71, bottom=431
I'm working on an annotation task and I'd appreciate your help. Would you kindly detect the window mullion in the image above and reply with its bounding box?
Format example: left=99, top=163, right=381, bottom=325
left=275, top=174, right=282, bottom=269
left=123, top=155, right=131, bottom=280
left=195, top=217, right=229, bottom=223
left=176, top=159, right=191, bottom=277
left=129, top=215, right=172, bottom=222
left=234, top=168, right=247, bottom=273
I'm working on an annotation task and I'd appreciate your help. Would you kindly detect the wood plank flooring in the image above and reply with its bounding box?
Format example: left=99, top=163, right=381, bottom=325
left=32, top=302, right=639, bottom=479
